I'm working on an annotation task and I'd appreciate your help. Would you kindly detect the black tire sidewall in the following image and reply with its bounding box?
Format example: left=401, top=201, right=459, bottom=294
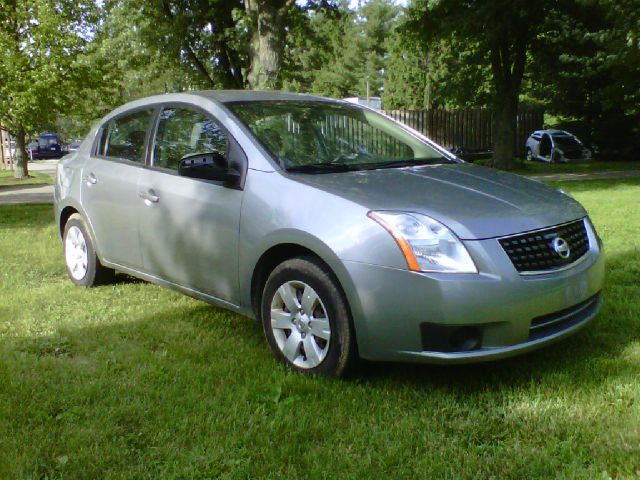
left=261, top=257, right=354, bottom=376
left=63, top=215, right=101, bottom=287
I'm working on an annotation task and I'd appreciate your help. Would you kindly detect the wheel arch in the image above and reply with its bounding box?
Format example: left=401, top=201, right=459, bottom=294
left=248, top=240, right=360, bottom=330
left=59, top=205, right=80, bottom=238
left=57, top=202, right=104, bottom=261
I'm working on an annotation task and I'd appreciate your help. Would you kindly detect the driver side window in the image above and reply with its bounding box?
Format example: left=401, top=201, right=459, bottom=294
left=153, top=107, right=228, bottom=170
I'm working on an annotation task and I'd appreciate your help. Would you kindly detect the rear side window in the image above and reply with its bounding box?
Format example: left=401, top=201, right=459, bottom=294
left=101, top=109, right=153, bottom=163
left=153, top=107, right=228, bottom=171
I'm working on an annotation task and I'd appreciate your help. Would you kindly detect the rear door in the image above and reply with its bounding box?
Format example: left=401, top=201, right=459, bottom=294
left=81, top=107, right=155, bottom=270
left=137, top=104, right=244, bottom=304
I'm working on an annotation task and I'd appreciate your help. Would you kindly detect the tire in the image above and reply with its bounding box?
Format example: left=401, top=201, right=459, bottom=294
left=525, top=148, right=533, bottom=162
left=261, top=256, right=358, bottom=377
left=63, top=213, right=114, bottom=287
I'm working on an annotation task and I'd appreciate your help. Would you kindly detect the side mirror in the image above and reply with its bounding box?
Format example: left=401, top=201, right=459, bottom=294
left=178, top=152, right=241, bottom=187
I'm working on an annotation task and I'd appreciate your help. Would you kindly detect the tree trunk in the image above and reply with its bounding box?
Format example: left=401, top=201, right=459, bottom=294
left=14, top=127, right=29, bottom=179
left=488, top=30, right=527, bottom=171
left=492, top=94, right=518, bottom=170
left=245, top=0, right=287, bottom=90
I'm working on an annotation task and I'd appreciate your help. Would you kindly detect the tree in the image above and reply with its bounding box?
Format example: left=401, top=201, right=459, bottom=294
left=355, top=0, right=400, bottom=97
left=132, top=0, right=247, bottom=89
left=282, top=2, right=360, bottom=96
left=527, top=0, right=640, bottom=158
left=383, top=28, right=492, bottom=110
left=89, top=1, right=197, bottom=104
left=283, top=0, right=399, bottom=99
left=0, top=0, right=98, bottom=178
left=114, top=0, right=331, bottom=92
left=245, top=0, right=293, bottom=89
left=406, top=0, right=557, bottom=169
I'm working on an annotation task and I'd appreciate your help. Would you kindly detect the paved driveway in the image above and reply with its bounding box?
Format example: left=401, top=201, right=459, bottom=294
left=0, top=159, right=56, bottom=205
left=0, top=184, right=54, bottom=205
left=28, top=158, right=58, bottom=178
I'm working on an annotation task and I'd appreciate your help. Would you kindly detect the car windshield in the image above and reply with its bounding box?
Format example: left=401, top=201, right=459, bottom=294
left=552, top=135, right=581, bottom=147
left=226, top=101, right=454, bottom=172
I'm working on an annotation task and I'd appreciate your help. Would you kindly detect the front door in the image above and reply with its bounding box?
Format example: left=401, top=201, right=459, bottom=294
left=81, top=108, right=154, bottom=270
left=137, top=105, right=243, bottom=304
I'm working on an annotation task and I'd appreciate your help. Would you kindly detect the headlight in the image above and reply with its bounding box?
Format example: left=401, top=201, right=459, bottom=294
left=368, top=211, right=478, bottom=273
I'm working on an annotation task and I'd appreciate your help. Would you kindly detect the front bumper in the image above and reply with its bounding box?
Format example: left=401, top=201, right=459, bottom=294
left=342, top=235, right=605, bottom=364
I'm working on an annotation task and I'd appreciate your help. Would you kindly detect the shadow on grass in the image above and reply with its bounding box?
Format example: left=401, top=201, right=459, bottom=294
left=0, top=204, right=53, bottom=229
left=111, top=273, right=146, bottom=285
left=8, top=250, right=640, bottom=396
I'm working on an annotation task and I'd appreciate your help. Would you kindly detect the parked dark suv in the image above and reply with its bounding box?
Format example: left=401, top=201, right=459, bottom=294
left=28, top=133, right=64, bottom=160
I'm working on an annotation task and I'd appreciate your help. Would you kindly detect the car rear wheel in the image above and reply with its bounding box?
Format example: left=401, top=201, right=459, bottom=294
left=63, top=213, right=114, bottom=287
left=261, top=257, right=357, bottom=377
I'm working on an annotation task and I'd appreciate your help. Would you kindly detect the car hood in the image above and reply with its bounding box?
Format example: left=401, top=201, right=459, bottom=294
left=291, top=163, right=586, bottom=239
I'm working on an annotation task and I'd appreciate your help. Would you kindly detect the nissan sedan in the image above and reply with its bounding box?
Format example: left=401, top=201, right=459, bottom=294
left=54, top=91, right=604, bottom=376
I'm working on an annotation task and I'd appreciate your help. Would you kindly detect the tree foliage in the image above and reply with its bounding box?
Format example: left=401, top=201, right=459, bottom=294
left=2, top=0, right=638, bottom=173
left=283, top=0, right=399, bottom=98
left=400, top=0, right=560, bottom=169
left=388, top=0, right=639, bottom=163
left=527, top=0, right=640, bottom=156
left=103, top=0, right=335, bottom=92
left=0, top=0, right=100, bottom=177
left=383, top=29, right=492, bottom=110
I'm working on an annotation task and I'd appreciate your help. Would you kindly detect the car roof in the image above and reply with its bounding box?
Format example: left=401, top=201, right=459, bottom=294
left=531, top=129, right=573, bottom=136
left=191, top=90, right=336, bottom=104
left=99, top=90, right=354, bottom=127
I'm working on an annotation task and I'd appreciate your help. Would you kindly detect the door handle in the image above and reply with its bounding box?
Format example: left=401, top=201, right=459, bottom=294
left=84, top=172, right=97, bottom=186
left=139, top=189, right=159, bottom=204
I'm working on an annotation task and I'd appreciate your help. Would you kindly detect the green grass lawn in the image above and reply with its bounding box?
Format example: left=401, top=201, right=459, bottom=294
left=518, top=160, right=640, bottom=175
left=1, top=180, right=639, bottom=479
left=0, top=169, right=53, bottom=187
left=475, top=159, right=640, bottom=175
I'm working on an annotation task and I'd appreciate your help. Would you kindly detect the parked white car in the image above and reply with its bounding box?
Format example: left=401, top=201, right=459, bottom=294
left=525, top=129, right=592, bottom=163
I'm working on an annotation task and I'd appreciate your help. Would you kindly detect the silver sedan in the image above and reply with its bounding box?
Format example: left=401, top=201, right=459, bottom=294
left=525, top=129, right=592, bottom=163
left=54, top=91, right=605, bottom=376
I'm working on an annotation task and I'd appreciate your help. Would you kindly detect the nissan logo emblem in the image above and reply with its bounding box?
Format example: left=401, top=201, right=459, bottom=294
left=552, top=237, right=571, bottom=259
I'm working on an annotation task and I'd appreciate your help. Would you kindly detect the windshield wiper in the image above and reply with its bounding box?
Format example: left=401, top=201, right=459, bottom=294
left=285, top=162, right=360, bottom=174
left=362, top=157, right=451, bottom=170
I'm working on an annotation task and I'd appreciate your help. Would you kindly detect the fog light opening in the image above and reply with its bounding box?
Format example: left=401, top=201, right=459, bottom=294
left=450, top=326, right=482, bottom=352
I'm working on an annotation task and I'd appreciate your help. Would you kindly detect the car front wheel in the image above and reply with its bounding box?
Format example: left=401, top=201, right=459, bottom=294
left=261, top=257, right=357, bottom=377
left=63, top=213, right=114, bottom=287
left=525, top=148, right=533, bottom=161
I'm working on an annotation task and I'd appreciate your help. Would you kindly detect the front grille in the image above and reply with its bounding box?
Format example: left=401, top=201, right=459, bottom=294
left=498, top=219, right=589, bottom=273
left=528, top=293, right=600, bottom=341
